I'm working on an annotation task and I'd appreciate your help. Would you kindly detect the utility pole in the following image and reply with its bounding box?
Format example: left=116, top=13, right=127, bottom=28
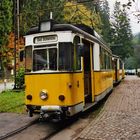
left=17, top=0, right=20, bottom=39
left=13, top=0, right=16, bottom=89
left=13, top=0, right=19, bottom=89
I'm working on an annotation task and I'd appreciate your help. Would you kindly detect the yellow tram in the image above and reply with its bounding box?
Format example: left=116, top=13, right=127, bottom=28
left=112, top=55, right=125, bottom=85
left=25, top=20, right=114, bottom=118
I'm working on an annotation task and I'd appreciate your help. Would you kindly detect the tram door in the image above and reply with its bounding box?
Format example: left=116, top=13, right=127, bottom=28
left=82, top=40, right=92, bottom=103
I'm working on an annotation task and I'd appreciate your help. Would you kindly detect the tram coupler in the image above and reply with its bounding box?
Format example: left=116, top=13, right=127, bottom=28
left=26, top=105, right=34, bottom=117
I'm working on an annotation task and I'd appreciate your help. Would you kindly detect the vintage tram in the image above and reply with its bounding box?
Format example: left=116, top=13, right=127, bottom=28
left=25, top=20, right=114, bottom=119
left=112, top=55, right=125, bottom=85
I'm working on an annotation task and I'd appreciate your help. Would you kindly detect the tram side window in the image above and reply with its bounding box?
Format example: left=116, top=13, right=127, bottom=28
left=109, top=56, right=112, bottom=69
left=100, top=47, right=112, bottom=70
left=119, top=60, right=122, bottom=69
left=100, top=47, right=105, bottom=69
left=106, top=53, right=109, bottom=69
left=59, top=42, right=73, bottom=71
left=73, top=36, right=81, bottom=70
left=105, top=52, right=112, bottom=69
left=25, top=46, right=32, bottom=72
left=100, top=47, right=103, bottom=69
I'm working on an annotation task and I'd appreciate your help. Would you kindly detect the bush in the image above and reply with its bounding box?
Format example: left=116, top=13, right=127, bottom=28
left=0, top=91, right=25, bottom=113
left=16, top=68, right=25, bottom=89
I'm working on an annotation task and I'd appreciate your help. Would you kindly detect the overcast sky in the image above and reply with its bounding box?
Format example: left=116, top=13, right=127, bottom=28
left=108, top=0, right=140, bottom=35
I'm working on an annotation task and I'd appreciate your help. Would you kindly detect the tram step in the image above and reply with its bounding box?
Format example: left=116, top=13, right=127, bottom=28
left=83, top=102, right=97, bottom=111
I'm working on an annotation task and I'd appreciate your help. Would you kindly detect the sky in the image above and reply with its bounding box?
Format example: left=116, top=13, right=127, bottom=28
left=108, top=0, right=140, bottom=35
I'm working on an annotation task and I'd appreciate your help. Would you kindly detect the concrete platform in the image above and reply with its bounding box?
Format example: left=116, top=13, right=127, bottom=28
left=74, top=76, right=140, bottom=140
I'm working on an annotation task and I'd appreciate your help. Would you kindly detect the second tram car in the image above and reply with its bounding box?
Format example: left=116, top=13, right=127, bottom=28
left=112, top=55, right=125, bottom=85
left=25, top=20, right=114, bottom=118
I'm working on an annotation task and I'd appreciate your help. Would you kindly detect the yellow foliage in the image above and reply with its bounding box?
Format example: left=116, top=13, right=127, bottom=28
left=64, top=1, right=102, bottom=33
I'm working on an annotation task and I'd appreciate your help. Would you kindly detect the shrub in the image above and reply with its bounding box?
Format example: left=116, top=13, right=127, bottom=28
left=16, top=68, right=25, bottom=89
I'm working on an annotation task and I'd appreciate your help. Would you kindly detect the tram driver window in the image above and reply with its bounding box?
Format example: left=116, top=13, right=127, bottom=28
left=25, top=46, right=32, bottom=72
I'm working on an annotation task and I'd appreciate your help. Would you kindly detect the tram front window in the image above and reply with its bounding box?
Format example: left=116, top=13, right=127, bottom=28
left=33, top=48, right=57, bottom=71
left=59, top=42, right=73, bottom=71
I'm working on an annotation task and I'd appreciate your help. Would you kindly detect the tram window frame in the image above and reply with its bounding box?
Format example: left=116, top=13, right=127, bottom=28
left=59, top=42, right=73, bottom=71
left=25, top=45, right=32, bottom=72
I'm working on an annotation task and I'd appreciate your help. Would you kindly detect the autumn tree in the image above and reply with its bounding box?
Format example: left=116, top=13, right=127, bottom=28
left=0, top=0, right=13, bottom=78
left=63, top=1, right=102, bottom=33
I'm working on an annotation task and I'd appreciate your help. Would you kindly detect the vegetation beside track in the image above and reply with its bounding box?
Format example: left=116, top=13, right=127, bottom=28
left=0, top=90, right=25, bottom=113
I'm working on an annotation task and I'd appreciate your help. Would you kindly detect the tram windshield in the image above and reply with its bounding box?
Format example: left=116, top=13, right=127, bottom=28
left=25, top=46, right=32, bottom=72
left=33, top=48, right=57, bottom=71
left=25, top=42, right=81, bottom=72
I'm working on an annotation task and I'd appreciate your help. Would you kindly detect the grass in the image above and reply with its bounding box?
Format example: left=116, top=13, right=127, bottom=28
left=0, top=90, right=26, bottom=113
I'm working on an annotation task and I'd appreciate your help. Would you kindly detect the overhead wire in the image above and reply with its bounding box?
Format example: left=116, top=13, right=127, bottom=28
left=19, top=1, right=97, bottom=15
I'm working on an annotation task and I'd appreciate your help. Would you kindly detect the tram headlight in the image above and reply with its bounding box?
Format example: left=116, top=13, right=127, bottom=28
left=40, top=89, right=48, bottom=100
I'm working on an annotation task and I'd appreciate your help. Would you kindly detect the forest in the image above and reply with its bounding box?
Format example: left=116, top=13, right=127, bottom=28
left=0, top=0, right=139, bottom=78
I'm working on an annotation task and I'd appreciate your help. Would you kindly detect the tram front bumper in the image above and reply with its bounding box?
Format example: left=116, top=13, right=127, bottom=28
left=40, top=105, right=63, bottom=112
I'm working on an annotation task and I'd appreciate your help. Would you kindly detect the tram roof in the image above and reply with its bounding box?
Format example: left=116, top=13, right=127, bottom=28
left=26, top=21, right=111, bottom=52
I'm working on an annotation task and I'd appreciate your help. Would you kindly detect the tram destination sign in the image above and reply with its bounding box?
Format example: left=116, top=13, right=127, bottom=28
left=34, top=35, right=57, bottom=44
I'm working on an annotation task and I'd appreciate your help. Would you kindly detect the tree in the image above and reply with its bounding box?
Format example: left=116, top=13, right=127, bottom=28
left=98, top=0, right=111, bottom=43
left=134, top=45, right=140, bottom=68
left=125, top=56, right=137, bottom=69
left=0, top=0, right=13, bottom=47
left=63, top=1, right=102, bottom=33
left=20, top=0, right=65, bottom=35
left=125, top=32, right=140, bottom=70
left=110, top=1, right=133, bottom=60
left=0, top=0, right=13, bottom=78
left=122, top=0, right=140, bottom=22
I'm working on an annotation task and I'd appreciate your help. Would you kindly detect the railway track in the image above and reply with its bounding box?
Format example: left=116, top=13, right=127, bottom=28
left=2, top=116, right=79, bottom=140
left=1, top=96, right=107, bottom=140
left=0, top=118, right=38, bottom=140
